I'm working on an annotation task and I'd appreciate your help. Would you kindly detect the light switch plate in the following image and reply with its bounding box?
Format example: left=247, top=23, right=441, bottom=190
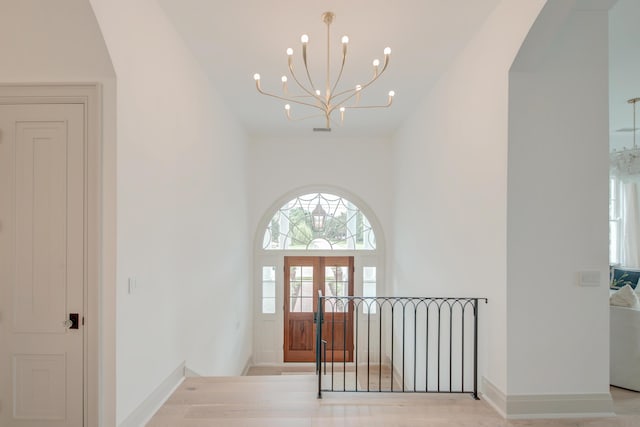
left=578, top=271, right=600, bottom=287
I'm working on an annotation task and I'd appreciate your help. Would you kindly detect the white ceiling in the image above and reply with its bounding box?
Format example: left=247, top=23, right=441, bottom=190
left=156, top=0, right=501, bottom=137
left=610, top=0, right=640, bottom=151
left=156, top=0, right=636, bottom=143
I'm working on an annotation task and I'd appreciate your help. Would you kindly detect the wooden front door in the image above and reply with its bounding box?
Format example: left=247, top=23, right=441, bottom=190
left=284, top=256, right=354, bottom=363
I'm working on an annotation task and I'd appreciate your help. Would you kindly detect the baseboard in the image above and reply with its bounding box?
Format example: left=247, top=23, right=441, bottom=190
left=119, top=361, right=185, bottom=427
left=184, top=366, right=202, bottom=377
left=241, top=356, right=254, bottom=376
left=481, top=377, right=614, bottom=419
left=481, top=377, right=507, bottom=417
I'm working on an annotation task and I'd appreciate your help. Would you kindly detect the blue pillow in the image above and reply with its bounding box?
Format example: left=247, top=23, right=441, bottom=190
left=611, top=268, right=640, bottom=289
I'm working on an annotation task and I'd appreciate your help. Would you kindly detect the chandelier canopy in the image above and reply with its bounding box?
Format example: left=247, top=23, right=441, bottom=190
left=611, top=97, right=640, bottom=180
left=253, top=11, right=395, bottom=131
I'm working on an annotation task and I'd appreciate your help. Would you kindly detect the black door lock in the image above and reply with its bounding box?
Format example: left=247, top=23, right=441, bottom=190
left=69, top=313, right=79, bottom=330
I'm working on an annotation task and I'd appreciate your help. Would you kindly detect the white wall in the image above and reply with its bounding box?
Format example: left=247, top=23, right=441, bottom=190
left=89, top=0, right=252, bottom=423
left=391, top=0, right=545, bottom=398
left=0, top=1, right=117, bottom=424
left=248, top=135, right=392, bottom=365
left=507, top=0, right=611, bottom=399
left=248, top=135, right=393, bottom=242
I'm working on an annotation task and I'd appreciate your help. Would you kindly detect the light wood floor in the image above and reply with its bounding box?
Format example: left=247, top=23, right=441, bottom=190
left=148, top=370, right=640, bottom=427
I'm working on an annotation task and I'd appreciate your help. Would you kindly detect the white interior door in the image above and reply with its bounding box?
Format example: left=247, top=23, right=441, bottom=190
left=0, top=104, right=85, bottom=426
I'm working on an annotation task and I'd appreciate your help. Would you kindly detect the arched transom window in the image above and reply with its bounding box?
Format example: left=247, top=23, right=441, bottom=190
left=263, top=193, right=376, bottom=250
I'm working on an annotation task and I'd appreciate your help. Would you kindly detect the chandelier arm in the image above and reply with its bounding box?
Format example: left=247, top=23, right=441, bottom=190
left=328, top=97, right=393, bottom=118
left=302, top=44, right=318, bottom=95
left=288, top=61, right=324, bottom=104
left=286, top=112, right=326, bottom=122
left=255, top=82, right=323, bottom=110
left=330, top=45, right=348, bottom=96
left=330, top=58, right=390, bottom=102
left=341, top=101, right=394, bottom=110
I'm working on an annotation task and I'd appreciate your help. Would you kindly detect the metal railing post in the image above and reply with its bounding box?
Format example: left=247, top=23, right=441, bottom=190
left=473, top=298, right=479, bottom=400
left=317, top=290, right=323, bottom=398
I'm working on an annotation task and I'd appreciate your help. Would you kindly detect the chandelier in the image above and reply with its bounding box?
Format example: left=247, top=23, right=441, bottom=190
left=252, top=11, right=395, bottom=131
left=611, top=97, right=640, bottom=180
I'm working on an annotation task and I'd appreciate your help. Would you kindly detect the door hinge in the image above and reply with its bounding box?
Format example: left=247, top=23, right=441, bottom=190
left=82, top=316, right=85, bottom=326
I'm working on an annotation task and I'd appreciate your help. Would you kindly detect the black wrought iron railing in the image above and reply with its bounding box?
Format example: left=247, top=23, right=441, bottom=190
left=315, top=292, right=487, bottom=399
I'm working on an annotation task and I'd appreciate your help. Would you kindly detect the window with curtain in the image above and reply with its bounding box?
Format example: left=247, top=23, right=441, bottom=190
left=610, top=177, right=622, bottom=265
left=610, top=176, right=640, bottom=268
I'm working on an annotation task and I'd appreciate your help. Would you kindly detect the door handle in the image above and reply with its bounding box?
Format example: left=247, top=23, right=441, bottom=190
left=66, top=313, right=79, bottom=330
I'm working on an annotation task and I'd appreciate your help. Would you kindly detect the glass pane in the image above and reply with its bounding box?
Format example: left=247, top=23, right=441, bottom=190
left=262, top=266, right=275, bottom=281
left=363, top=266, right=376, bottom=281
left=363, top=281, right=376, bottom=298
left=610, top=221, right=619, bottom=265
left=325, top=266, right=348, bottom=297
left=325, top=265, right=349, bottom=312
left=263, top=193, right=376, bottom=250
left=261, top=266, right=276, bottom=314
left=262, top=298, right=276, bottom=314
left=263, top=281, right=275, bottom=298
left=363, top=267, right=377, bottom=314
left=289, top=265, right=313, bottom=313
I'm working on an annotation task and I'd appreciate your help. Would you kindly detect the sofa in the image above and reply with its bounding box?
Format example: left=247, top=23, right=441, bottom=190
left=610, top=268, right=640, bottom=391
left=611, top=303, right=640, bottom=391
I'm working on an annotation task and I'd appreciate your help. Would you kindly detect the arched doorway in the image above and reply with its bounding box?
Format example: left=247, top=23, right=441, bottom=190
left=253, top=189, right=384, bottom=364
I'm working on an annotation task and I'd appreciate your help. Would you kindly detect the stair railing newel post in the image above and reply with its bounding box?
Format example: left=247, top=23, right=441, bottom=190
left=316, top=290, right=323, bottom=398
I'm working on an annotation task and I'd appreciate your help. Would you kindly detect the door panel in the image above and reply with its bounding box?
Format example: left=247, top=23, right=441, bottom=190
left=0, top=104, right=85, bottom=426
left=321, top=258, right=354, bottom=363
left=283, top=256, right=353, bottom=363
left=284, top=257, right=319, bottom=362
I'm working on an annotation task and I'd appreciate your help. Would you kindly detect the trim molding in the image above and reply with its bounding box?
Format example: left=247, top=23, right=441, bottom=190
left=119, top=362, right=185, bottom=427
left=185, top=366, right=202, bottom=377
left=481, top=377, right=507, bottom=417
left=481, top=377, right=614, bottom=419
left=241, top=357, right=254, bottom=376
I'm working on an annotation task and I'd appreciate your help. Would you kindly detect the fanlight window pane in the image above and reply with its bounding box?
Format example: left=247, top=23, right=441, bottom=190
left=263, top=193, right=376, bottom=250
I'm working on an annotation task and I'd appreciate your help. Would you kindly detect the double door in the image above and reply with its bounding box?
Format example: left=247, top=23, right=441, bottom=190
left=284, top=256, right=354, bottom=363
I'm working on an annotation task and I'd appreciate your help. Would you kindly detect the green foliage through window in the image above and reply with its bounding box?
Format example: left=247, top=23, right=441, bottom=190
left=263, top=193, right=376, bottom=250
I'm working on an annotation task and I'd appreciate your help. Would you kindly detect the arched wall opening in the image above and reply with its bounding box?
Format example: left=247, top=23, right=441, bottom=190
left=252, top=186, right=386, bottom=365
